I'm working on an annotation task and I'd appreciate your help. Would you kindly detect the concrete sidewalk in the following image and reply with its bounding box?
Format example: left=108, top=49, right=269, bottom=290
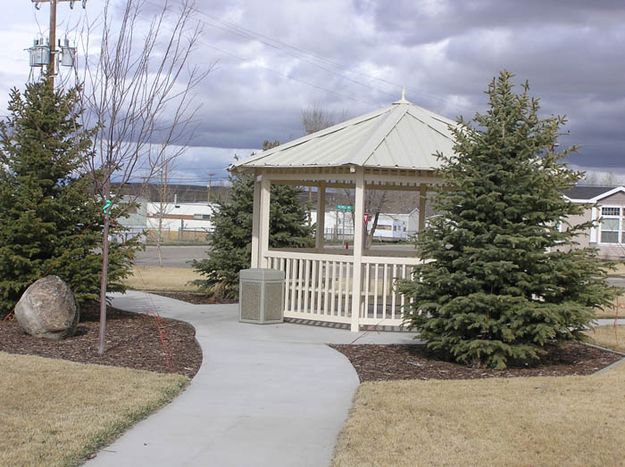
left=89, top=291, right=417, bottom=467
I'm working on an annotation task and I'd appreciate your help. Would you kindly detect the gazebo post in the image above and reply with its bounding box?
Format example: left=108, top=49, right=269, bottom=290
left=258, top=177, right=271, bottom=268
left=418, top=183, right=428, bottom=233
left=351, top=169, right=365, bottom=332
left=315, top=182, right=326, bottom=251
left=251, top=174, right=262, bottom=268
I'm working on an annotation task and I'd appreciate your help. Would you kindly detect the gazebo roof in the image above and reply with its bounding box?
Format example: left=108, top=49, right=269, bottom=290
left=235, top=96, right=458, bottom=172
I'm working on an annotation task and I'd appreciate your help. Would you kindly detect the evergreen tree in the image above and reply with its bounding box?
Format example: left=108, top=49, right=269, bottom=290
left=192, top=141, right=314, bottom=299
left=0, top=81, right=136, bottom=316
left=399, top=71, right=615, bottom=369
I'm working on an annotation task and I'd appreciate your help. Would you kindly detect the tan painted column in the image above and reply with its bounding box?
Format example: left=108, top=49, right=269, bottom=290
left=315, top=182, right=326, bottom=251
left=351, top=169, right=365, bottom=332
left=418, top=183, right=428, bottom=233
left=250, top=173, right=262, bottom=268
left=259, top=177, right=271, bottom=268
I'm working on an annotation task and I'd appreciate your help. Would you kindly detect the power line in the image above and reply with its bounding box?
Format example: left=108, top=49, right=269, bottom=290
left=195, top=10, right=402, bottom=93
left=199, top=41, right=372, bottom=105
left=191, top=9, right=464, bottom=107
left=139, top=1, right=374, bottom=104
left=145, top=1, right=465, bottom=108
left=196, top=12, right=397, bottom=99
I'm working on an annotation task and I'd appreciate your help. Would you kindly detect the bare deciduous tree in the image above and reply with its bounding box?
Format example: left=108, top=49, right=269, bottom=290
left=301, top=104, right=395, bottom=244
left=301, top=104, right=349, bottom=228
left=364, top=190, right=388, bottom=247
left=301, top=103, right=349, bottom=135
left=338, top=188, right=390, bottom=247
left=79, top=0, right=211, bottom=354
left=155, top=158, right=173, bottom=266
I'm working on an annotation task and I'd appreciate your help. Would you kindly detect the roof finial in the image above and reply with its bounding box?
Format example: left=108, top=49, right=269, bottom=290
left=393, top=86, right=410, bottom=105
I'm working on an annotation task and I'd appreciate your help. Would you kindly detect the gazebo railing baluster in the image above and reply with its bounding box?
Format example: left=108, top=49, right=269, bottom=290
left=263, top=250, right=421, bottom=328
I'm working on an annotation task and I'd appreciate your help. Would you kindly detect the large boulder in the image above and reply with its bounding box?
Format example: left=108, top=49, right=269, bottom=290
left=15, top=276, right=79, bottom=340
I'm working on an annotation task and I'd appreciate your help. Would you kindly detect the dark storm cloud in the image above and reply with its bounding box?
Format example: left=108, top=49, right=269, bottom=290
left=370, top=0, right=625, bottom=46
left=171, top=0, right=624, bottom=175
left=4, top=0, right=623, bottom=180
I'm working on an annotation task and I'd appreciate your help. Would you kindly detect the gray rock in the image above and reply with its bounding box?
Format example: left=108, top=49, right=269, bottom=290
left=15, top=276, right=79, bottom=340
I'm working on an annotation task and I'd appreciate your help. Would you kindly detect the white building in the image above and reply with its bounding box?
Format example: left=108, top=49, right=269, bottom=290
left=309, top=209, right=416, bottom=241
left=146, top=202, right=216, bottom=232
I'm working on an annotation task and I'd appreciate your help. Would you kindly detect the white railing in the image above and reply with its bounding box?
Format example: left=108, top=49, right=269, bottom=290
left=360, top=256, right=419, bottom=326
left=266, top=251, right=353, bottom=324
left=265, top=250, right=421, bottom=328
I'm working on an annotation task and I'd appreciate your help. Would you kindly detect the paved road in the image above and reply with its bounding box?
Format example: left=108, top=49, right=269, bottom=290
left=133, top=244, right=416, bottom=269
left=608, top=276, right=625, bottom=289
left=596, top=318, right=625, bottom=326
left=135, top=246, right=209, bottom=268
left=135, top=246, right=625, bottom=286
left=89, top=291, right=419, bottom=467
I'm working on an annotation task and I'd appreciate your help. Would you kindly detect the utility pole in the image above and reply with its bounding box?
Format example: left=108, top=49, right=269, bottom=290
left=48, top=0, right=57, bottom=85
left=207, top=172, right=216, bottom=204
left=30, top=0, right=85, bottom=86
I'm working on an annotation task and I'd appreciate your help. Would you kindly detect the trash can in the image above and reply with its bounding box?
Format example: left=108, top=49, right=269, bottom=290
left=239, top=268, right=285, bottom=324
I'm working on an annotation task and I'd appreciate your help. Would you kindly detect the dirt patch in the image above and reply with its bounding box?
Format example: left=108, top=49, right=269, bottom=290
left=330, top=342, right=622, bottom=382
left=0, top=304, right=202, bottom=378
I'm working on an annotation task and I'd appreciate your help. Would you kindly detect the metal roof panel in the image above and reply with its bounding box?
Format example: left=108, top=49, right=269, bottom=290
left=236, top=100, right=457, bottom=171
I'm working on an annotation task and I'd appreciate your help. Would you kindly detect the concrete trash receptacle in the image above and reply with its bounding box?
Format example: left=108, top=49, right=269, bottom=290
left=239, top=268, right=285, bottom=324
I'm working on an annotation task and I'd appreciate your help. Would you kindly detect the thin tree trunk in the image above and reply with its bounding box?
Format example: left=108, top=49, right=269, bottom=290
left=157, top=210, right=163, bottom=266
left=80, top=0, right=210, bottom=355
left=157, top=160, right=168, bottom=267
left=367, top=211, right=381, bottom=248
left=98, top=210, right=111, bottom=355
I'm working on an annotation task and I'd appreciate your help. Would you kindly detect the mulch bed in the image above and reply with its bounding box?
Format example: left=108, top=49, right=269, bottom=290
left=0, top=304, right=202, bottom=378
left=145, top=290, right=236, bottom=305
left=330, top=342, right=624, bottom=382
left=5, top=295, right=620, bottom=385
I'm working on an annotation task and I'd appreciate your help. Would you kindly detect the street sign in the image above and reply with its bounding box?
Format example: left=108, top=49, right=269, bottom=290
left=336, top=204, right=353, bottom=212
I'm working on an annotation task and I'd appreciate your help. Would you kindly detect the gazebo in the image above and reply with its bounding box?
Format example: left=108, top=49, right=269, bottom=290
left=234, top=95, right=457, bottom=331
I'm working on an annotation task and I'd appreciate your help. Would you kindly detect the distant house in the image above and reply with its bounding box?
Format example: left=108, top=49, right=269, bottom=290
left=563, top=185, right=625, bottom=259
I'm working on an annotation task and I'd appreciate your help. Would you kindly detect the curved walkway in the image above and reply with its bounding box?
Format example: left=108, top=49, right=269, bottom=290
left=89, top=291, right=417, bottom=467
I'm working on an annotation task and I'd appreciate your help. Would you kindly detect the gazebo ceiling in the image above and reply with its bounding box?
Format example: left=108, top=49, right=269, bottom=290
left=235, top=96, right=458, bottom=173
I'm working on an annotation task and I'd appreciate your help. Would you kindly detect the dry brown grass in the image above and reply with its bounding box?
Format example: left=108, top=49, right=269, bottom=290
left=333, top=357, right=625, bottom=467
left=587, top=325, right=625, bottom=353
left=608, top=261, right=625, bottom=276
left=125, top=265, right=202, bottom=291
left=0, top=352, right=188, bottom=466
left=594, top=293, right=625, bottom=319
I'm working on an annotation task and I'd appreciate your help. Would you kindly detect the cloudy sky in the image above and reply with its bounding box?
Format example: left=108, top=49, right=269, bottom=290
left=1, top=0, right=623, bottom=185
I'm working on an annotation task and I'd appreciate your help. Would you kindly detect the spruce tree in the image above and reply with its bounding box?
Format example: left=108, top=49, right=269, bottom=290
left=193, top=142, right=314, bottom=299
left=399, top=71, right=615, bottom=369
left=0, top=81, right=136, bottom=316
